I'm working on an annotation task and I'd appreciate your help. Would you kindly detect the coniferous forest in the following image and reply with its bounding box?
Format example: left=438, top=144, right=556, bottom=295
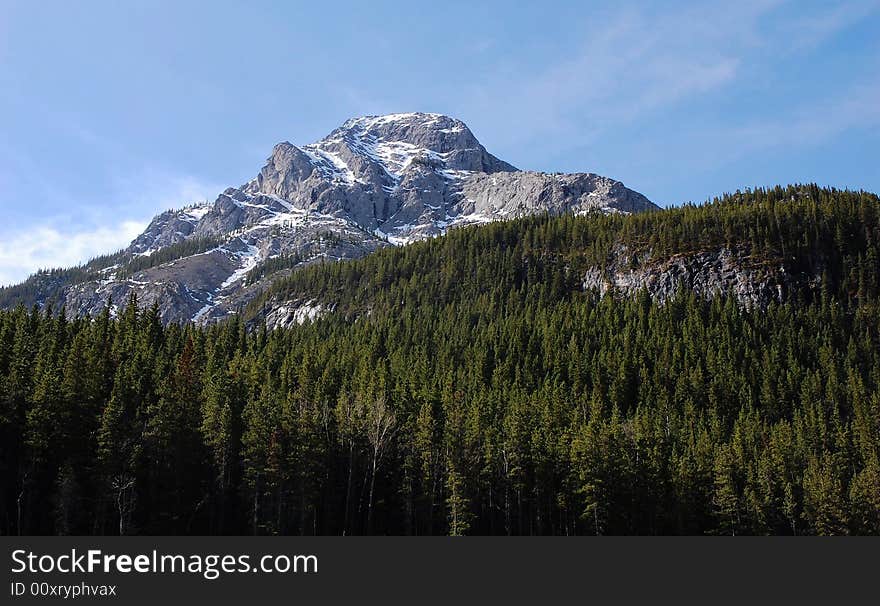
left=1, top=185, right=879, bottom=536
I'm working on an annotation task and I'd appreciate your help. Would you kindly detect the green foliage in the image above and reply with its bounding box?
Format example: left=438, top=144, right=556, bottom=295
left=244, top=253, right=305, bottom=286
left=0, top=185, right=879, bottom=535
left=247, top=184, right=880, bottom=321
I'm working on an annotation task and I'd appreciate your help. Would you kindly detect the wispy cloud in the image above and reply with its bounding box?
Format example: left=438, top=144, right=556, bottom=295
left=459, top=0, right=878, bottom=165
left=778, top=0, right=880, bottom=52
left=461, top=3, right=768, bottom=149
left=0, top=220, right=148, bottom=286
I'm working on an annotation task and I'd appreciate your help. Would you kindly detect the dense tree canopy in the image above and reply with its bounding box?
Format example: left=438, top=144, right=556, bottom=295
left=1, top=185, right=878, bottom=535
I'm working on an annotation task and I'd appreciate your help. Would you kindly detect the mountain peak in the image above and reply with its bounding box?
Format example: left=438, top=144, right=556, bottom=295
left=338, top=112, right=459, bottom=131
left=3, top=113, right=657, bottom=325
left=317, top=111, right=504, bottom=166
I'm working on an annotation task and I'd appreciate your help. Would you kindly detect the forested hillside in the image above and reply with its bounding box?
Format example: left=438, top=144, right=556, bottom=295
left=1, top=185, right=878, bottom=535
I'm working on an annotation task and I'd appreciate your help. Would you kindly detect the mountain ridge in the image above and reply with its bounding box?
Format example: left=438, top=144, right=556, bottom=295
left=1, top=112, right=656, bottom=324
left=245, top=183, right=877, bottom=329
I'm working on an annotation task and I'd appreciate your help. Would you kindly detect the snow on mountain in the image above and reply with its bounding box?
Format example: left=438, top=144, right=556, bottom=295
left=9, top=112, right=657, bottom=325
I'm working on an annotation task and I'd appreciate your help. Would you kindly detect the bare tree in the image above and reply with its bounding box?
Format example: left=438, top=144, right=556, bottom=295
left=365, top=395, right=396, bottom=533
left=112, top=475, right=136, bottom=536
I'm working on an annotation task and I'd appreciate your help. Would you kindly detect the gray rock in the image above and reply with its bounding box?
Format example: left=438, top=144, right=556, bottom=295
left=5, top=112, right=659, bottom=325
left=126, top=203, right=211, bottom=254
left=461, top=171, right=655, bottom=217
left=581, top=245, right=802, bottom=308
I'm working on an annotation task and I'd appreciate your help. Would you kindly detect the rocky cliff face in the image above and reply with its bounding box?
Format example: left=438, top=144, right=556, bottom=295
left=581, top=245, right=809, bottom=308
left=4, top=112, right=657, bottom=324
left=126, top=203, right=212, bottom=255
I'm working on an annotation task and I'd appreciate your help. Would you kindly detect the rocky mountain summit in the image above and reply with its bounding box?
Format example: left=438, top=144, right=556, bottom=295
left=3, top=112, right=657, bottom=324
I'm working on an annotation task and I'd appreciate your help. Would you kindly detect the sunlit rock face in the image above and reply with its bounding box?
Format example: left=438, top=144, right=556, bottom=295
left=5, top=112, right=656, bottom=324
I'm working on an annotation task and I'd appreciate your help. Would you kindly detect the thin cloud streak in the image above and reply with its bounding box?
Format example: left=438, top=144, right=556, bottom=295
left=778, top=0, right=880, bottom=53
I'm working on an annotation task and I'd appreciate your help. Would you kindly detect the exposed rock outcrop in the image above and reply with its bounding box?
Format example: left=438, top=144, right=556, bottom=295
left=582, top=245, right=801, bottom=307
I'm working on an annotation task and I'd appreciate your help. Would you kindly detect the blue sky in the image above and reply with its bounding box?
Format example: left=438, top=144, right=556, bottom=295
left=0, top=0, right=878, bottom=285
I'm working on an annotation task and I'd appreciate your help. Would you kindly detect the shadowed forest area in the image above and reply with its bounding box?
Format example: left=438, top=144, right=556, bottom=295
left=1, top=185, right=879, bottom=535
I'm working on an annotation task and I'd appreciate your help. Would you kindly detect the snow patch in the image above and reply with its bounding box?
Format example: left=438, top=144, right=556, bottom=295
left=301, top=145, right=356, bottom=184
left=303, top=114, right=474, bottom=193
left=192, top=303, right=214, bottom=323
left=220, top=241, right=261, bottom=289
left=341, top=113, right=446, bottom=131
left=183, top=203, right=212, bottom=222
